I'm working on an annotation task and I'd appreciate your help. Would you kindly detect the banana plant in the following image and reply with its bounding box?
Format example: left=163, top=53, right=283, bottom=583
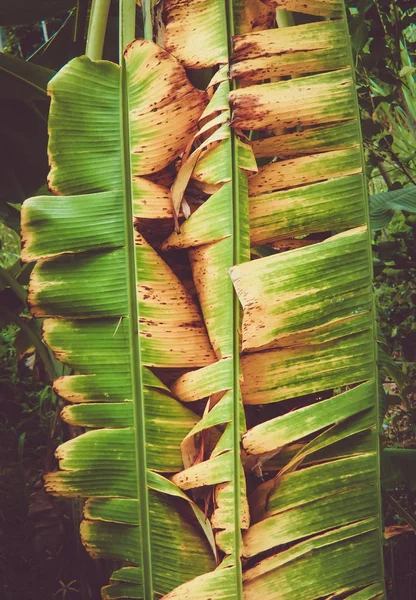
left=21, top=0, right=386, bottom=598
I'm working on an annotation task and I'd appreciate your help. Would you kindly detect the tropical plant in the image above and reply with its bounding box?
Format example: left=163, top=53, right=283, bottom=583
left=369, top=186, right=416, bottom=231
left=347, top=0, right=416, bottom=193
left=20, top=0, right=388, bottom=598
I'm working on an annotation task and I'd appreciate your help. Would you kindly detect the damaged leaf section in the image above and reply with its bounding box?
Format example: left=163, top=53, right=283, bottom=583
left=232, top=20, right=349, bottom=83
left=163, top=73, right=251, bottom=565
left=227, top=1, right=385, bottom=597
left=47, top=40, right=207, bottom=197
left=163, top=0, right=228, bottom=68
left=243, top=520, right=382, bottom=600
left=262, top=0, right=344, bottom=18
left=230, top=227, right=372, bottom=351
left=163, top=0, right=274, bottom=69
left=21, top=38, right=217, bottom=599
left=159, top=4, right=258, bottom=591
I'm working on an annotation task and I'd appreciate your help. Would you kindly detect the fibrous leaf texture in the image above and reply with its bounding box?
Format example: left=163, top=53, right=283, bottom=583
left=21, top=0, right=385, bottom=598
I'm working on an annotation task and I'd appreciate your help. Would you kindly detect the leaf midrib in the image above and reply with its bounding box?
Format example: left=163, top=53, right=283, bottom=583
left=119, top=0, right=153, bottom=597
left=225, top=0, right=243, bottom=597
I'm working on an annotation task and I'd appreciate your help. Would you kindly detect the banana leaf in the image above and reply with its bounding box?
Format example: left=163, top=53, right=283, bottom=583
left=22, top=36, right=218, bottom=598
left=21, top=0, right=386, bottom=598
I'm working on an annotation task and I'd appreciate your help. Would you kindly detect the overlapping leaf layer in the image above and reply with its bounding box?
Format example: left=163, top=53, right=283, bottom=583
left=21, top=0, right=385, bottom=598
left=159, top=0, right=384, bottom=597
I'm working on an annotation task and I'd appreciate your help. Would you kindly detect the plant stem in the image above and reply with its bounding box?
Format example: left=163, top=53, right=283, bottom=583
left=119, top=0, right=136, bottom=60
left=376, top=158, right=395, bottom=190
left=2, top=307, right=56, bottom=380
left=276, top=9, right=295, bottom=28
left=85, top=0, right=111, bottom=61
left=0, top=265, right=27, bottom=303
left=225, top=0, right=243, bottom=593
left=386, top=144, right=416, bottom=186
left=142, top=0, right=152, bottom=41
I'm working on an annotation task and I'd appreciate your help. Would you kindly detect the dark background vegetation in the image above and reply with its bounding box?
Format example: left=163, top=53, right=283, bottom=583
left=0, top=0, right=415, bottom=598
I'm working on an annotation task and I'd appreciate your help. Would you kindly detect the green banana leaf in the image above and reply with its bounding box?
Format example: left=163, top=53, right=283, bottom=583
left=21, top=0, right=386, bottom=598
left=369, top=185, right=416, bottom=230
left=22, top=37, right=217, bottom=598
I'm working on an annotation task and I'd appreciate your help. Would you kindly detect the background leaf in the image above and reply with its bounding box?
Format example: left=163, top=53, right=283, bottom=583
left=370, top=186, right=416, bottom=230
